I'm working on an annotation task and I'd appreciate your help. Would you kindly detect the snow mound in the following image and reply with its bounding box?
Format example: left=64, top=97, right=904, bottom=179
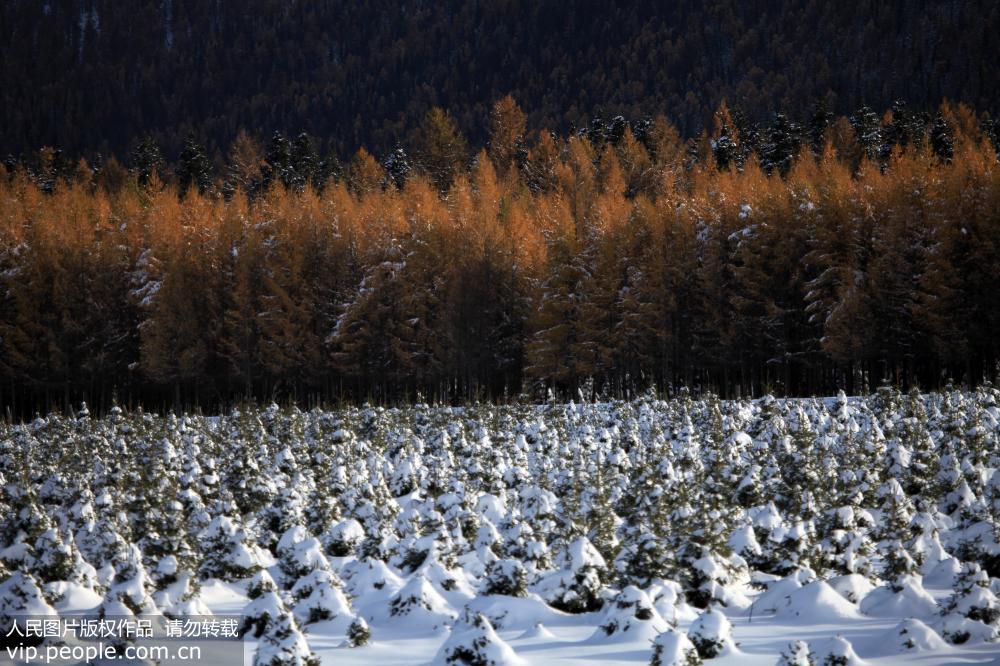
left=688, top=608, right=735, bottom=659
left=386, top=574, right=457, bottom=629
left=48, top=581, right=102, bottom=612
left=648, top=579, right=696, bottom=624
left=776, top=640, right=814, bottom=666
left=322, top=518, right=365, bottom=557
left=154, top=572, right=212, bottom=617
left=292, top=574, right=353, bottom=626
left=1, top=572, right=58, bottom=617
left=811, top=635, right=865, bottom=665
left=343, top=557, right=405, bottom=600
left=240, top=590, right=287, bottom=638
left=923, top=557, right=962, bottom=588
left=430, top=612, right=525, bottom=666
left=254, top=612, right=317, bottom=665
left=650, top=627, right=701, bottom=666
left=827, top=574, right=875, bottom=605
left=415, top=551, right=476, bottom=600
left=729, top=524, right=761, bottom=558
left=589, top=585, right=666, bottom=643
left=516, top=622, right=555, bottom=640
left=884, top=618, right=948, bottom=652
left=466, top=594, right=562, bottom=632
left=749, top=572, right=805, bottom=616
left=774, top=580, right=861, bottom=623
left=751, top=503, right=783, bottom=530
left=565, top=536, right=606, bottom=571
left=859, top=576, right=938, bottom=619
left=935, top=613, right=999, bottom=645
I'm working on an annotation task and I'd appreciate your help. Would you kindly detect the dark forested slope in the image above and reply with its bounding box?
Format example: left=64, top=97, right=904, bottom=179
left=2, top=0, right=998, bottom=158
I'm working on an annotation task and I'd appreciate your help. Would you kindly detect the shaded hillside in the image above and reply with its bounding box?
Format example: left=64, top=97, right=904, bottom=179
left=2, top=0, right=998, bottom=158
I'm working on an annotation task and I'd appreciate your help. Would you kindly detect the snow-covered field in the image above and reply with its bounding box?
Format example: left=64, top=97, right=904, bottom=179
left=2, top=388, right=1000, bottom=665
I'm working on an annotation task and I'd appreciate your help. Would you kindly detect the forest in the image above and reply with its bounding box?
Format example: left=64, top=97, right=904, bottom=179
left=2, top=0, right=1000, bottom=159
left=1, top=98, right=998, bottom=416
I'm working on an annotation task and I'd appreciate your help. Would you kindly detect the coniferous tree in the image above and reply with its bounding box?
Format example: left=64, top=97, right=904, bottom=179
left=412, top=107, right=469, bottom=192
left=929, top=113, right=954, bottom=162
left=850, top=106, right=884, bottom=165
left=177, top=135, right=212, bottom=197
left=761, top=113, right=801, bottom=176
left=131, top=136, right=164, bottom=187
left=290, top=133, right=320, bottom=192
left=808, top=100, right=833, bottom=156
left=263, top=131, right=294, bottom=191
left=382, top=146, right=412, bottom=189
left=488, top=95, right=527, bottom=179
left=225, top=130, right=264, bottom=199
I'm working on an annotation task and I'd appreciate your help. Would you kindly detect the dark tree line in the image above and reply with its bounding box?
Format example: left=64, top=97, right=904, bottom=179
left=2, top=0, right=1000, bottom=161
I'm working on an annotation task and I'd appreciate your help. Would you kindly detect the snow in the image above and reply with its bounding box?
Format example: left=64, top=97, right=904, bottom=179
left=828, top=574, right=876, bottom=605
left=385, top=574, right=457, bottom=630
left=924, top=557, right=963, bottom=587
left=431, top=612, right=526, bottom=666
left=231, top=542, right=261, bottom=571
left=811, top=635, right=866, bottom=665
left=3, top=391, right=1000, bottom=665
left=879, top=618, right=948, bottom=653
left=650, top=627, right=700, bottom=666
left=689, top=608, right=736, bottom=657
left=242, top=590, right=289, bottom=637
left=773, top=580, right=862, bottom=623
left=751, top=571, right=809, bottom=615
left=49, top=581, right=102, bottom=612
left=858, top=577, right=939, bottom=619
left=324, top=518, right=366, bottom=556
left=566, top=536, right=606, bottom=571
left=590, top=585, right=666, bottom=643
left=729, top=524, right=762, bottom=558
left=516, top=622, right=556, bottom=640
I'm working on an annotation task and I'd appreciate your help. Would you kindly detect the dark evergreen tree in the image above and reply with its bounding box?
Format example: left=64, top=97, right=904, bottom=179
left=983, top=116, right=1000, bottom=159
left=263, top=131, right=294, bottom=190
left=605, top=116, right=628, bottom=146
left=930, top=113, right=954, bottom=162
left=131, top=136, right=164, bottom=187
left=291, top=133, right=320, bottom=192
left=177, top=135, right=212, bottom=197
left=315, top=150, right=343, bottom=190
left=731, top=108, right=761, bottom=167
left=850, top=106, right=884, bottom=163
left=712, top=125, right=738, bottom=171
left=808, top=100, right=833, bottom=155
left=382, top=146, right=411, bottom=189
left=884, top=100, right=927, bottom=152
left=761, top=113, right=801, bottom=176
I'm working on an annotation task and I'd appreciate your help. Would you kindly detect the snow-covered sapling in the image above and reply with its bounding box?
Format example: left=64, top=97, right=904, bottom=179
left=539, top=536, right=607, bottom=613
left=482, top=559, right=528, bottom=597
left=247, top=570, right=279, bottom=600
left=345, top=617, right=371, bottom=648
left=432, top=610, right=523, bottom=666
left=198, top=515, right=261, bottom=581
left=290, top=569, right=353, bottom=625
left=322, top=518, right=365, bottom=557
left=687, top=609, right=734, bottom=659
left=597, top=585, right=663, bottom=639
left=649, top=627, right=702, bottom=666
left=252, top=611, right=320, bottom=666
left=776, top=640, right=816, bottom=666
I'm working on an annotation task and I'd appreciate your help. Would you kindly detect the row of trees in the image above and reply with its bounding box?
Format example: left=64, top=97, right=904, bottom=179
left=1, top=100, right=998, bottom=415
